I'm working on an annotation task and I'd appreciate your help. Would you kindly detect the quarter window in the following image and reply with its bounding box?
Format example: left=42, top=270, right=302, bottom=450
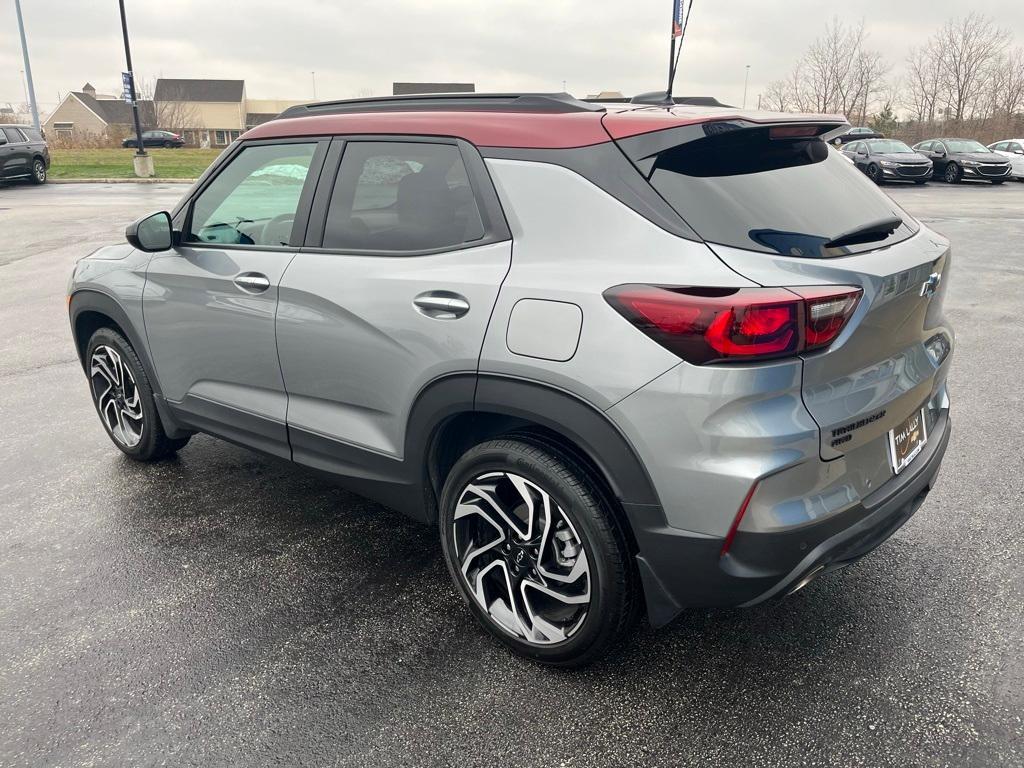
left=322, top=141, right=485, bottom=253
left=2, top=127, right=25, bottom=143
left=187, top=142, right=317, bottom=247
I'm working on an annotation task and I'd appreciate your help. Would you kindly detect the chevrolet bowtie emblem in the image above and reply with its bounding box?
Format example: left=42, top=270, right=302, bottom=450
left=920, top=272, right=942, bottom=297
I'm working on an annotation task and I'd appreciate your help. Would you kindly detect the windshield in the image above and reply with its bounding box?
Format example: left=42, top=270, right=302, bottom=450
left=647, top=127, right=917, bottom=258
left=946, top=140, right=990, bottom=153
left=866, top=140, right=915, bottom=154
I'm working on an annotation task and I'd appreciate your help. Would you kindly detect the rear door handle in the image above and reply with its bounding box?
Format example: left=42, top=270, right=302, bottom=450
left=234, top=272, right=271, bottom=293
left=413, top=291, right=470, bottom=319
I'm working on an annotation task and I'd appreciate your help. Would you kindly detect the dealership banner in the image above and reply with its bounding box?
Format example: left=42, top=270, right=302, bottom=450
left=672, top=0, right=684, bottom=37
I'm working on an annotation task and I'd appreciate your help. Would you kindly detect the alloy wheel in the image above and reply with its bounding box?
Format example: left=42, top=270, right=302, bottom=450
left=89, top=345, right=144, bottom=447
left=945, top=164, right=959, bottom=183
left=33, top=160, right=46, bottom=182
left=452, top=471, right=591, bottom=645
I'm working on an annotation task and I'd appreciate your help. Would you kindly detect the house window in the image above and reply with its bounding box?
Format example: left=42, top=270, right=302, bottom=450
left=53, top=121, right=74, bottom=139
left=214, top=129, right=242, bottom=146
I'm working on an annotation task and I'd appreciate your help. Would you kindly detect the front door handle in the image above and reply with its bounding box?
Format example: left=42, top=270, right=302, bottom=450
left=234, top=272, right=271, bottom=293
left=413, top=291, right=470, bottom=319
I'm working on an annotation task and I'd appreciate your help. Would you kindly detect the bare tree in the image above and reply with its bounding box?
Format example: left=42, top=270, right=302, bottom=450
left=904, top=42, right=943, bottom=125
left=767, top=17, right=890, bottom=122
left=136, top=76, right=203, bottom=134
left=933, top=13, right=1010, bottom=122
left=762, top=79, right=792, bottom=112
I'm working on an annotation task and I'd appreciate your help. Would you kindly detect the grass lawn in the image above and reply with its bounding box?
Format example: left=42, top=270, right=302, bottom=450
left=49, top=148, right=222, bottom=180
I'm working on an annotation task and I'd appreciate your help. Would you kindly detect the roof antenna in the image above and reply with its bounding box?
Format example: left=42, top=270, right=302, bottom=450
left=664, top=0, right=694, bottom=107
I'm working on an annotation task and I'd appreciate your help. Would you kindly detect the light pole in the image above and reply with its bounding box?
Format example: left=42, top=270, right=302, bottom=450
left=742, top=64, right=751, bottom=109
left=118, top=0, right=152, bottom=177
left=13, top=0, right=41, bottom=132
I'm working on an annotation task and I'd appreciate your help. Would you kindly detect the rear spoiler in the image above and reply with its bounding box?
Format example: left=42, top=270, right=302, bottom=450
left=609, top=116, right=849, bottom=173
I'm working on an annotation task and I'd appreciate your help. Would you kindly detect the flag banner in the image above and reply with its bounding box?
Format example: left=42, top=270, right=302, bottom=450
left=672, top=0, right=684, bottom=37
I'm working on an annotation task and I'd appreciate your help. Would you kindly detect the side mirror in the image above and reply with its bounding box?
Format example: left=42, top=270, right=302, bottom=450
left=126, top=211, right=174, bottom=252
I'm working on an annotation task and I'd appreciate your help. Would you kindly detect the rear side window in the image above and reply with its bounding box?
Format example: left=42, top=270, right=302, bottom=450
left=187, top=142, right=317, bottom=246
left=323, top=141, right=484, bottom=253
left=647, top=127, right=917, bottom=257
left=2, top=127, right=25, bottom=143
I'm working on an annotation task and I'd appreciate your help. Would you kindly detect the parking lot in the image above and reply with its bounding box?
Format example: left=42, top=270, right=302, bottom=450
left=1, top=180, right=1022, bottom=767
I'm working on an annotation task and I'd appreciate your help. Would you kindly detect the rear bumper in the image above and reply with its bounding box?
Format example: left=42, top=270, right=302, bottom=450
left=632, top=412, right=951, bottom=627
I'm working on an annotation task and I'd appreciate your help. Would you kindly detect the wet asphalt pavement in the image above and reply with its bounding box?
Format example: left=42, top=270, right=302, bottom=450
left=1, top=180, right=1022, bottom=767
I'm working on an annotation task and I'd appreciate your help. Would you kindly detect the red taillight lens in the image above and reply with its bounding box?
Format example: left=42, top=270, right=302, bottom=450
left=790, top=286, right=862, bottom=349
left=605, top=284, right=861, bottom=364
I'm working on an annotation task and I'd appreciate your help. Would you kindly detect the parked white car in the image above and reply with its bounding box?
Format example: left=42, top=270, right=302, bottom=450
left=988, top=140, right=1024, bottom=180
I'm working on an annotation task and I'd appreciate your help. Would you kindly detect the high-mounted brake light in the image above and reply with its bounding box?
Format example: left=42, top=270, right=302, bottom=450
left=604, top=284, right=861, bottom=364
left=769, top=124, right=823, bottom=139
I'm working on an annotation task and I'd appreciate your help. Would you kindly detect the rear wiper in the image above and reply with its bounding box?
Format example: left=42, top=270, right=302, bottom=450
left=824, top=214, right=903, bottom=249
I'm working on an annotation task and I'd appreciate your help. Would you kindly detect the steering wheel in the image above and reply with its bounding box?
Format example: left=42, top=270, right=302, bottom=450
left=260, top=213, right=296, bottom=246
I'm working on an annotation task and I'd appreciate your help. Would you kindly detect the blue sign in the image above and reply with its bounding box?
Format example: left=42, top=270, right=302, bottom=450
left=122, top=71, right=134, bottom=104
left=673, top=0, right=684, bottom=37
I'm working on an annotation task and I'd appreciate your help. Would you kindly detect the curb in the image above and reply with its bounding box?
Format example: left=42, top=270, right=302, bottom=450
left=50, top=178, right=197, bottom=184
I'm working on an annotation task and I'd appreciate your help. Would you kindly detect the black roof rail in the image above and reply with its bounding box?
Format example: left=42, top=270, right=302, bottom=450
left=582, top=93, right=734, bottom=108
left=277, top=92, right=605, bottom=119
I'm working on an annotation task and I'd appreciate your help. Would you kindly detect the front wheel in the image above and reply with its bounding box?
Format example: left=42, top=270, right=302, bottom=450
left=866, top=164, right=884, bottom=185
left=439, top=438, right=639, bottom=667
left=914, top=179, right=928, bottom=185
left=30, top=158, right=46, bottom=184
left=86, top=328, right=190, bottom=461
left=944, top=163, right=962, bottom=183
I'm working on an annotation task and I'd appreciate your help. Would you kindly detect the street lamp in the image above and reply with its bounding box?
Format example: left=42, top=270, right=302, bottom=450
left=742, top=64, right=751, bottom=109
left=13, top=0, right=41, bottom=133
left=118, top=0, right=153, bottom=177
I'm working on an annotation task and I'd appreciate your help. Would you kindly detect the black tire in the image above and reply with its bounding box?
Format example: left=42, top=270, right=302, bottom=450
left=439, top=437, right=639, bottom=667
left=944, top=163, right=962, bottom=184
left=163, top=140, right=173, bottom=148
left=85, top=327, right=190, bottom=461
left=990, top=179, right=1005, bottom=185
left=867, top=164, right=884, bottom=185
left=914, top=179, right=928, bottom=185
left=29, top=158, right=46, bottom=184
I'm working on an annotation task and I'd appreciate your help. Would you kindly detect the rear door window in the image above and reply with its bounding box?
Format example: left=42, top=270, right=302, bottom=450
left=2, top=127, right=25, bottom=144
left=322, top=141, right=484, bottom=253
left=646, top=126, right=917, bottom=258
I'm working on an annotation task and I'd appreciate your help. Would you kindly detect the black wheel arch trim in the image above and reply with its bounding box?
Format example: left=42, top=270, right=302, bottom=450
left=68, top=289, right=191, bottom=438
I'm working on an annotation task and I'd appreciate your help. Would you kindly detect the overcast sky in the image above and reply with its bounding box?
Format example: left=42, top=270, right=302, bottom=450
left=2, top=0, right=1022, bottom=116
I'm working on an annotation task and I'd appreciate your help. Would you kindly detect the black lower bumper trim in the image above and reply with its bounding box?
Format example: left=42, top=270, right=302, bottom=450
left=633, top=414, right=951, bottom=627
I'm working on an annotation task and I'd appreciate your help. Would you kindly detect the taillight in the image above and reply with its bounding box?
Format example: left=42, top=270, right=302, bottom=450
left=604, top=284, right=861, bottom=364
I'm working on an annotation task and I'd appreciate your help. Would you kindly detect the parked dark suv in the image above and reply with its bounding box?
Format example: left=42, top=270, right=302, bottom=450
left=0, top=124, right=49, bottom=183
left=123, top=130, right=185, bottom=149
left=842, top=138, right=932, bottom=184
left=912, top=138, right=1011, bottom=184
left=68, top=94, right=953, bottom=666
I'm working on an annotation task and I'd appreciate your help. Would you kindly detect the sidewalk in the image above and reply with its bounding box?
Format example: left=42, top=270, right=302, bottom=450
left=50, top=178, right=197, bottom=184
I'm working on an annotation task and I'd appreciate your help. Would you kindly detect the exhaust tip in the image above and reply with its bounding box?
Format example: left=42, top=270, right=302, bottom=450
left=786, top=565, right=827, bottom=597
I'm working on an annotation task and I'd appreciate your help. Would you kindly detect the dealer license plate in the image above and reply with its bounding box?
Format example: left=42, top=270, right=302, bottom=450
left=888, top=407, right=928, bottom=474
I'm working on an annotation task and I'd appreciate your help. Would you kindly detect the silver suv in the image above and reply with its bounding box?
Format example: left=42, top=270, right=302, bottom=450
left=68, top=94, right=953, bottom=666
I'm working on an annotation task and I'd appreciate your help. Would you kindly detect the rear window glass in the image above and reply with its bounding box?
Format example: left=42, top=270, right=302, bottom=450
left=648, top=127, right=918, bottom=257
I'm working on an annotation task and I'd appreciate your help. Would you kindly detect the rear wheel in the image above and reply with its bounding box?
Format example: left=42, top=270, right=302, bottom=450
left=439, top=438, right=639, bottom=667
left=30, top=158, right=46, bottom=184
left=944, top=163, right=962, bottom=184
left=86, top=328, right=190, bottom=461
